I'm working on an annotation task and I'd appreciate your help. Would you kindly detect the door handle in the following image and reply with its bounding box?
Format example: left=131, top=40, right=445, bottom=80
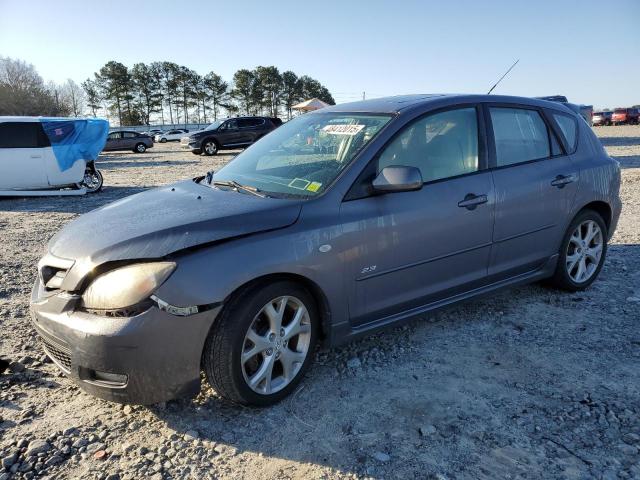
left=551, top=174, right=577, bottom=188
left=30, top=155, right=42, bottom=159
left=458, top=193, right=488, bottom=210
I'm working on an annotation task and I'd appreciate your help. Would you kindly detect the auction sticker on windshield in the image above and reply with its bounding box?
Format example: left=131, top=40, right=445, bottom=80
left=322, top=124, right=365, bottom=135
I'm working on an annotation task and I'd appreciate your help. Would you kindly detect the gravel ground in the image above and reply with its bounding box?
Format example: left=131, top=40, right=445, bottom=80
left=0, top=127, right=639, bottom=480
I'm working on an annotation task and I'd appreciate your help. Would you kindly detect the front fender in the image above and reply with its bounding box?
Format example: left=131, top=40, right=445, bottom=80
left=152, top=216, right=348, bottom=333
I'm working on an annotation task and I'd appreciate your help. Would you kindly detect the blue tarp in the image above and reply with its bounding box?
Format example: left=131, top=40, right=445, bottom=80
left=40, top=118, right=109, bottom=172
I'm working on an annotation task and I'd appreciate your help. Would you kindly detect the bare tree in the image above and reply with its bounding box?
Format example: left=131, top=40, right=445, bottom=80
left=60, top=79, right=86, bottom=116
left=0, top=56, right=65, bottom=116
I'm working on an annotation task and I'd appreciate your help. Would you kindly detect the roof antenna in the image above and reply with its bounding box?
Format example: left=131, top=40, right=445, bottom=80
left=487, top=59, right=520, bottom=94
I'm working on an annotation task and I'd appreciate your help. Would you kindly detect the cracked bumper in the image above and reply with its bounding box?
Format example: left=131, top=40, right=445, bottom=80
left=30, top=278, right=220, bottom=405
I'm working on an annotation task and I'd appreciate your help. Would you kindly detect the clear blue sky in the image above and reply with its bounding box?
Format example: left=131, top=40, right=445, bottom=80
left=1, top=0, right=638, bottom=109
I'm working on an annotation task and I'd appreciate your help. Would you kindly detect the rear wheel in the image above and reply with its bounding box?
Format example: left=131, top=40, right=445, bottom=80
left=81, top=169, right=103, bottom=194
left=548, top=210, right=607, bottom=291
left=203, top=280, right=319, bottom=406
left=134, top=143, right=146, bottom=153
left=203, top=139, right=218, bottom=156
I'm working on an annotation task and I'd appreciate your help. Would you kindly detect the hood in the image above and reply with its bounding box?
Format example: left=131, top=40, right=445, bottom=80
left=49, top=179, right=302, bottom=267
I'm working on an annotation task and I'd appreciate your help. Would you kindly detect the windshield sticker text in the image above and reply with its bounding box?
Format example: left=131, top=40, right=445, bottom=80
left=322, top=124, right=365, bottom=135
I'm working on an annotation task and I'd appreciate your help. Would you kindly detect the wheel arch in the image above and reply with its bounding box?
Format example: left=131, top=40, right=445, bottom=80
left=576, top=200, right=612, bottom=232
left=209, top=272, right=332, bottom=345
left=203, top=136, right=220, bottom=147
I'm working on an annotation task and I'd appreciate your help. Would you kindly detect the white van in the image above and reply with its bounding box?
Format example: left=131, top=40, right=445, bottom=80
left=0, top=117, right=107, bottom=196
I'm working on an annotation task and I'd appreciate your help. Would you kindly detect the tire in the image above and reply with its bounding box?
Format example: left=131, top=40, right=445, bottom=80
left=203, top=280, right=319, bottom=406
left=160, top=138, right=167, bottom=143
left=548, top=210, right=608, bottom=291
left=191, top=149, right=202, bottom=155
left=202, top=139, right=218, bottom=156
left=82, top=169, right=103, bottom=194
left=134, top=143, right=146, bottom=153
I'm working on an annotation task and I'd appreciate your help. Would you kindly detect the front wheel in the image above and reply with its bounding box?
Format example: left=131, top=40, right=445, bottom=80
left=81, top=169, right=103, bottom=194
left=202, top=140, right=218, bottom=156
left=203, top=281, right=319, bottom=406
left=548, top=210, right=607, bottom=291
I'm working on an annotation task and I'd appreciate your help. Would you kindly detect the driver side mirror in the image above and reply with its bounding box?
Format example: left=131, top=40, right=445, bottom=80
left=372, top=166, right=423, bottom=193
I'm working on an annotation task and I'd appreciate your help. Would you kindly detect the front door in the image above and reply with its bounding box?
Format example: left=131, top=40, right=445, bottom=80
left=217, top=119, right=242, bottom=147
left=340, top=106, right=495, bottom=326
left=104, top=131, right=122, bottom=151
left=486, top=105, right=579, bottom=278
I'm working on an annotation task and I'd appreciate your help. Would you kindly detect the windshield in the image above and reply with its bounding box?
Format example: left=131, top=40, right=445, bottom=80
left=209, top=113, right=392, bottom=197
left=205, top=120, right=225, bottom=131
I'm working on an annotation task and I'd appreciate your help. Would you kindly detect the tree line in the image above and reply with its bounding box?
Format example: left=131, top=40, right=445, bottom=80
left=0, top=56, right=335, bottom=126
left=83, top=61, right=335, bottom=126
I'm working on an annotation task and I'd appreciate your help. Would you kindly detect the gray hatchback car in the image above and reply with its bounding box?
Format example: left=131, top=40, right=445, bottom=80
left=31, top=94, right=621, bottom=406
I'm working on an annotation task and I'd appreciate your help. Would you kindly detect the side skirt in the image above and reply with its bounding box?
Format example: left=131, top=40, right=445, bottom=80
left=0, top=188, right=87, bottom=197
left=328, top=254, right=558, bottom=347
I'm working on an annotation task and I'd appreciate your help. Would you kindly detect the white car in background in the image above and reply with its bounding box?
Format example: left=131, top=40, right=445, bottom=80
left=0, top=116, right=107, bottom=195
left=155, top=129, right=188, bottom=143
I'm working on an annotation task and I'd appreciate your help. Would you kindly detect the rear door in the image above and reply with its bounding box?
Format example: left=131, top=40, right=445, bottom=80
left=0, top=121, right=49, bottom=190
left=340, top=105, right=495, bottom=325
left=237, top=118, right=263, bottom=144
left=122, top=131, right=139, bottom=149
left=486, top=104, right=579, bottom=278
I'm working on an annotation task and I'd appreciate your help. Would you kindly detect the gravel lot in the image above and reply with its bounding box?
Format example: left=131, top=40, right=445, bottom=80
left=1, top=126, right=639, bottom=480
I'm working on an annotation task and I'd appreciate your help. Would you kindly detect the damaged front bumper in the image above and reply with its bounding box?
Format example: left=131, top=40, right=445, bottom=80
left=30, top=275, right=220, bottom=405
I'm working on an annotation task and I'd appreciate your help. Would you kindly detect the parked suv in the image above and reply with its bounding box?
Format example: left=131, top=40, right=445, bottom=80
left=612, top=108, right=640, bottom=125
left=592, top=111, right=613, bottom=126
left=31, top=95, right=621, bottom=406
left=183, top=116, right=282, bottom=155
left=103, top=131, right=154, bottom=153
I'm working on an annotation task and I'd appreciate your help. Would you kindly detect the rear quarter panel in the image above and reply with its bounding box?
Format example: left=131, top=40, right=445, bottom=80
left=566, top=121, right=621, bottom=237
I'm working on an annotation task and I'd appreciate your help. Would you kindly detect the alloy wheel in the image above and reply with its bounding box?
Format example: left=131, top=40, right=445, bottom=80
left=204, top=141, right=217, bottom=155
left=565, top=220, right=603, bottom=283
left=241, top=296, right=311, bottom=395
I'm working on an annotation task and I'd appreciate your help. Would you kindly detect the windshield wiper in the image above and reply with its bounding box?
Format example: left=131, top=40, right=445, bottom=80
left=211, top=179, right=268, bottom=198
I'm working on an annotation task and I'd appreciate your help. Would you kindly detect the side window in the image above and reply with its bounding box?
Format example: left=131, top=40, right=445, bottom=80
left=107, top=132, right=121, bottom=140
left=552, top=113, right=578, bottom=153
left=489, top=108, right=550, bottom=166
left=0, top=122, right=47, bottom=148
left=377, top=107, right=479, bottom=183
left=237, top=119, right=252, bottom=129
left=221, top=119, right=238, bottom=131
left=122, top=132, right=137, bottom=138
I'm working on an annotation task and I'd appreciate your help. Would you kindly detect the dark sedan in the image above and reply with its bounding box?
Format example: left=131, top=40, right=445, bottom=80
left=103, top=131, right=154, bottom=153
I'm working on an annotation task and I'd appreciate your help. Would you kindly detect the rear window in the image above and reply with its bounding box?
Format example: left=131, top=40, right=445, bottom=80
left=489, top=108, right=550, bottom=166
left=238, top=118, right=265, bottom=128
left=0, top=122, right=50, bottom=148
left=552, top=113, right=578, bottom=153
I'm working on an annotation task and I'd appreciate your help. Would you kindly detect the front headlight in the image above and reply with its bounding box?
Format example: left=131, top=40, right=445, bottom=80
left=81, top=262, right=176, bottom=310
